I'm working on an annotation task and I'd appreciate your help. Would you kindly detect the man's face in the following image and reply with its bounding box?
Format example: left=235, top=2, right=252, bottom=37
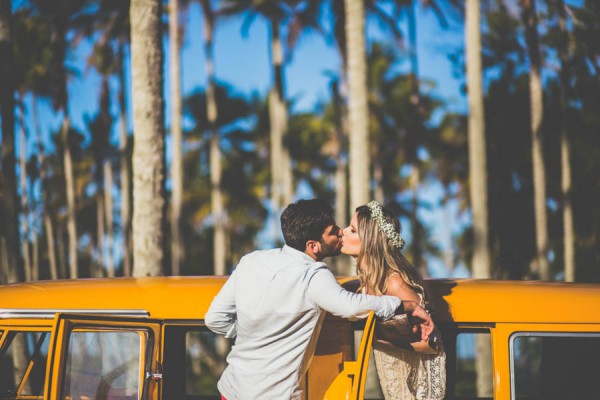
left=318, top=224, right=343, bottom=258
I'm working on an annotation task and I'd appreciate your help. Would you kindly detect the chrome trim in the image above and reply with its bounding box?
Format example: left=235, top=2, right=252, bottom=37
left=0, top=308, right=150, bottom=319
left=509, top=331, right=600, bottom=399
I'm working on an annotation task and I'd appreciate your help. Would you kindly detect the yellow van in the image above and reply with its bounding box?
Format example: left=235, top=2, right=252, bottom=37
left=1, top=277, right=599, bottom=399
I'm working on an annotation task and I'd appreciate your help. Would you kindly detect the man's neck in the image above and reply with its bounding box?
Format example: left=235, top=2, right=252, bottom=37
left=304, top=250, right=322, bottom=262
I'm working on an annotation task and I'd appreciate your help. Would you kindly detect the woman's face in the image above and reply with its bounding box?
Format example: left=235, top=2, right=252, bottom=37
left=341, top=212, right=361, bottom=257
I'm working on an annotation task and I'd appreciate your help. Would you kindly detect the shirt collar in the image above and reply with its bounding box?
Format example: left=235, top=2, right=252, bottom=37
left=282, top=244, right=318, bottom=263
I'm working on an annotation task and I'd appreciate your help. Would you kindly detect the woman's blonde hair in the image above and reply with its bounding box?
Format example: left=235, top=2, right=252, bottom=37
left=355, top=204, right=428, bottom=304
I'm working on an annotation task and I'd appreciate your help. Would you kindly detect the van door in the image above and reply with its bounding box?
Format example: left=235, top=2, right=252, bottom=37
left=323, top=311, right=376, bottom=400
left=45, top=313, right=162, bottom=400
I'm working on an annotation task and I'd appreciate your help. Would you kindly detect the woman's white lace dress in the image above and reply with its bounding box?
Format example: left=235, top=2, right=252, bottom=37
left=373, top=339, right=446, bottom=400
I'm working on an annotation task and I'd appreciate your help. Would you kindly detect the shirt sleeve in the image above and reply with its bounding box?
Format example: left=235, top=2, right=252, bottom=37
left=205, top=266, right=239, bottom=339
left=305, top=266, right=401, bottom=320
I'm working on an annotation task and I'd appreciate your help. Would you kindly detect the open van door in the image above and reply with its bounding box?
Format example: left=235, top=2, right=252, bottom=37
left=45, top=313, right=162, bottom=400
left=323, top=311, right=376, bottom=400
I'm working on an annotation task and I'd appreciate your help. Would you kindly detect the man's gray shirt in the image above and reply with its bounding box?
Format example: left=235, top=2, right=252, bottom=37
left=205, top=245, right=401, bottom=400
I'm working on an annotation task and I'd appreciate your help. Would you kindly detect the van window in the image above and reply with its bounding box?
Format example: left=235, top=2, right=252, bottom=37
left=0, top=331, right=50, bottom=399
left=511, top=333, right=600, bottom=399
left=453, top=331, right=493, bottom=399
left=61, top=330, right=142, bottom=400
left=162, top=326, right=231, bottom=399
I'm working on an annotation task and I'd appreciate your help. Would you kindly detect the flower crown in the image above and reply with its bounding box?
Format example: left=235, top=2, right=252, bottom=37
left=367, top=200, right=405, bottom=250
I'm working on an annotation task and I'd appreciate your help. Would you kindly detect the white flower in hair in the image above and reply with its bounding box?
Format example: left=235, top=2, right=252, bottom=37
left=367, top=200, right=405, bottom=250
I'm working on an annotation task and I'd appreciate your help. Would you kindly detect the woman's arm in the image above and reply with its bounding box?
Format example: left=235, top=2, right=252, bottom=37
left=386, top=275, right=440, bottom=354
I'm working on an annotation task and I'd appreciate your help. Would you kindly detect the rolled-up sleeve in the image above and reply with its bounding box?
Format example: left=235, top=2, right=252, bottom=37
left=205, top=268, right=238, bottom=338
left=305, top=266, right=400, bottom=320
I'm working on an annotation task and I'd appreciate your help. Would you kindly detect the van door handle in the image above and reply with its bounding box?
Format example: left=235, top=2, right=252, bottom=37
left=145, top=371, right=163, bottom=381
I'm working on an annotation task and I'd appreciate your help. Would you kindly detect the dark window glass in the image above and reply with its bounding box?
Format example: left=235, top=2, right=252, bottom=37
left=512, top=334, right=600, bottom=400
left=0, top=331, right=50, bottom=399
left=453, top=332, right=493, bottom=398
left=163, top=326, right=231, bottom=400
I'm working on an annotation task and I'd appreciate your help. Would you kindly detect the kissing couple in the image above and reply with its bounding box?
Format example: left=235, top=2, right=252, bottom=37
left=206, top=198, right=446, bottom=400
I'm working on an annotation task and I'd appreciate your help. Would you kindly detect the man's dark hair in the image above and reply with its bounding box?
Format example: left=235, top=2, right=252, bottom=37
left=281, top=199, right=336, bottom=251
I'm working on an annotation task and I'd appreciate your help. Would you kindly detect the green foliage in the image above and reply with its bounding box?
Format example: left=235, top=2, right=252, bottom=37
left=6, top=0, right=600, bottom=282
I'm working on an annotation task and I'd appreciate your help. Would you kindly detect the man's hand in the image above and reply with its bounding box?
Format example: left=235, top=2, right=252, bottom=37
left=400, top=300, right=434, bottom=341
left=411, top=305, right=434, bottom=341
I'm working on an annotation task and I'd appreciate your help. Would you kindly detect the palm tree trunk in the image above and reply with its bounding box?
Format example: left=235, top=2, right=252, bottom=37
left=281, top=108, right=293, bottom=206
left=130, top=0, right=167, bottom=277
left=466, top=0, right=493, bottom=395
left=118, top=44, right=132, bottom=277
left=104, top=160, right=115, bottom=276
left=57, top=224, right=67, bottom=279
left=345, top=0, right=370, bottom=209
left=332, top=80, right=352, bottom=276
left=268, top=88, right=282, bottom=209
left=410, top=168, right=426, bottom=276
left=169, top=0, right=183, bottom=276
left=373, top=161, right=384, bottom=203
left=466, top=0, right=491, bottom=280
left=269, top=19, right=284, bottom=211
left=32, top=229, right=38, bottom=281
left=97, top=188, right=106, bottom=276
left=18, top=108, right=32, bottom=281
left=52, top=6, right=78, bottom=279
left=44, top=215, right=58, bottom=279
left=63, top=115, right=78, bottom=278
left=33, top=96, right=58, bottom=280
left=557, top=0, right=575, bottom=282
left=522, top=0, right=549, bottom=280
left=0, top=238, right=8, bottom=282
left=201, top=1, right=226, bottom=276
left=0, top=0, right=21, bottom=283
left=407, top=2, right=425, bottom=274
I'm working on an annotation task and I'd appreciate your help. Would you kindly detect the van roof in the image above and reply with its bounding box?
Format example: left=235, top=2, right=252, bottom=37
left=0, top=277, right=599, bottom=324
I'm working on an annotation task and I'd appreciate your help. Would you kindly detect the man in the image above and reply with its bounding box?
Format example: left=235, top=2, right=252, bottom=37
left=205, top=199, right=433, bottom=400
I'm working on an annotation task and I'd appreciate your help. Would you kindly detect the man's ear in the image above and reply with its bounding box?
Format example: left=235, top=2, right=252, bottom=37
left=305, top=240, right=321, bottom=256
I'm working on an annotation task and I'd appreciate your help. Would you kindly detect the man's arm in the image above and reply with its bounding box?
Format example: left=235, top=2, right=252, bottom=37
left=305, top=266, right=401, bottom=320
left=205, top=268, right=238, bottom=339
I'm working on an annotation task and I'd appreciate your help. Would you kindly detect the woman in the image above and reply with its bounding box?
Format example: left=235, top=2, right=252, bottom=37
left=341, top=200, right=446, bottom=400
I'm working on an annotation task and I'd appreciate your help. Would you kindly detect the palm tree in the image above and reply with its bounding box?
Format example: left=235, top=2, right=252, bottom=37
left=13, top=6, right=60, bottom=280
left=17, top=107, right=32, bottom=281
left=169, top=0, right=184, bottom=275
left=521, top=0, right=549, bottom=280
left=466, top=0, right=493, bottom=394
left=183, top=83, right=262, bottom=274
left=220, top=0, right=298, bottom=216
left=0, top=0, right=21, bottom=283
left=345, top=0, right=370, bottom=209
left=31, top=0, right=84, bottom=279
left=74, top=0, right=132, bottom=276
left=87, top=73, right=115, bottom=277
left=556, top=0, right=574, bottom=282
left=130, top=0, right=166, bottom=276
left=466, top=0, right=491, bottom=280
left=199, top=0, right=227, bottom=275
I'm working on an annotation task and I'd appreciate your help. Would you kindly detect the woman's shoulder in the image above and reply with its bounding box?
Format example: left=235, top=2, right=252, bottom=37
left=386, top=273, right=421, bottom=302
left=385, top=273, right=405, bottom=295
